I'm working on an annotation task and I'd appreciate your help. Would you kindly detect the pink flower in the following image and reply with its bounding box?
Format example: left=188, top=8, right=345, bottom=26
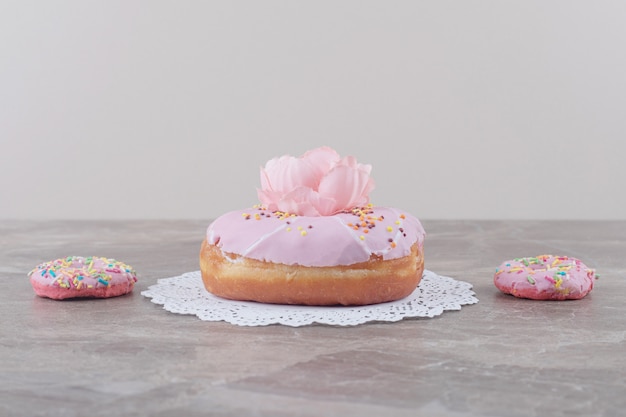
left=257, top=146, right=375, bottom=216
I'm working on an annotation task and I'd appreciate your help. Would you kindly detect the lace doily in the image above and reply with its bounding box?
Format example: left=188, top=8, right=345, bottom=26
left=141, top=270, right=478, bottom=327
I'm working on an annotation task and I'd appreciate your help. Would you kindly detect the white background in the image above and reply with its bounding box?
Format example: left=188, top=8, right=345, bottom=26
left=2, top=1, right=625, bottom=220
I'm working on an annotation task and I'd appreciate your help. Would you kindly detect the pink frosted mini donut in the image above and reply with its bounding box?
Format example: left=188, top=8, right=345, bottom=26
left=494, top=255, right=596, bottom=300
left=28, top=256, right=138, bottom=300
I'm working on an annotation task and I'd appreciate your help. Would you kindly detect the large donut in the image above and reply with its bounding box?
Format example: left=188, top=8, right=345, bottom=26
left=29, top=256, right=138, bottom=300
left=200, top=205, right=426, bottom=306
left=494, top=255, right=596, bottom=300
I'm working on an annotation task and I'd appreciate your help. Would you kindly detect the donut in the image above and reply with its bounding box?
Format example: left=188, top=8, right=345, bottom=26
left=200, top=205, right=425, bottom=306
left=494, top=255, right=596, bottom=300
left=199, top=146, right=426, bottom=306
left=28, top=256, right=138, bottom=300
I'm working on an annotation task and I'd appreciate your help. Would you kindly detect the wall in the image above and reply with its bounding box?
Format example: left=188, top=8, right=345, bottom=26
left=2, top=1, right=625, bottom=220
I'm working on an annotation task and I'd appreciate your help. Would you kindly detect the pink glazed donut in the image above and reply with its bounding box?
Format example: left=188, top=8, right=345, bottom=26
left=200, top=205, right=426, bottom=306
left=494, top=255, right=596, bottom=300
left=29, top=256, right=138, bottom=300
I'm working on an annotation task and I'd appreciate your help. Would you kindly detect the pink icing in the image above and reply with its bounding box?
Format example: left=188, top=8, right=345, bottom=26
left=494, top=255, right=596, bottom=300
left=207, top=206, right=425, bottom=267
left=29, top=256, right=138, bottom=299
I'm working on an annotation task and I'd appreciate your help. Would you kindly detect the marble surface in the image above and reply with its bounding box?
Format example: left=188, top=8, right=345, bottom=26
left=1, top=220, right=625, bottom=417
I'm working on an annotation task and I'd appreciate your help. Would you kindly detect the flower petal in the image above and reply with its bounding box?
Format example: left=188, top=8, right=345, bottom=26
left=302, top=146, right=340, bottom=182
left=261, top=155, right=318, bottom=193
left=275, top=187, right=322, bottom=216
left=318, top=164, right=375, bottom=213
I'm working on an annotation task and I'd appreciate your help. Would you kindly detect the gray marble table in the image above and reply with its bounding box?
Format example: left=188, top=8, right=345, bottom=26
left=1, top=220, right=625, bottom=417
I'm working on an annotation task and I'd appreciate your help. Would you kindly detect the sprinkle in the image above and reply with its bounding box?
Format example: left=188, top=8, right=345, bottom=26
left=386, top=226, right=393, bottom=232
left=527, top=276, right=536, bottom=285
left=98, top=278, right=110, bottom=286
left=300, top=230, right=307, bottom=236
left=390, top=242, right=397, bottom=248
left=400, top=214, right=406, bottom=219
left=360, top=235, right=365, bottom=240
left=286, top=227, right=292, bottom=232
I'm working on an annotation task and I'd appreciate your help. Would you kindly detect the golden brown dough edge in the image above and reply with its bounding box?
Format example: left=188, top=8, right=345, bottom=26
left=199, top=239, right=425, bottom=306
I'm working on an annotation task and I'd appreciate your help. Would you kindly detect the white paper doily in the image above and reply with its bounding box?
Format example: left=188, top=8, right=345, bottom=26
left=141, top=270, right=478, bottom=327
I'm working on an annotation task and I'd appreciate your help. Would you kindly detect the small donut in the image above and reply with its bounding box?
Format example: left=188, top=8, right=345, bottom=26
left=494, top=255, right=596, bottom=300
left=28, top=256, right=138, bottom=300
